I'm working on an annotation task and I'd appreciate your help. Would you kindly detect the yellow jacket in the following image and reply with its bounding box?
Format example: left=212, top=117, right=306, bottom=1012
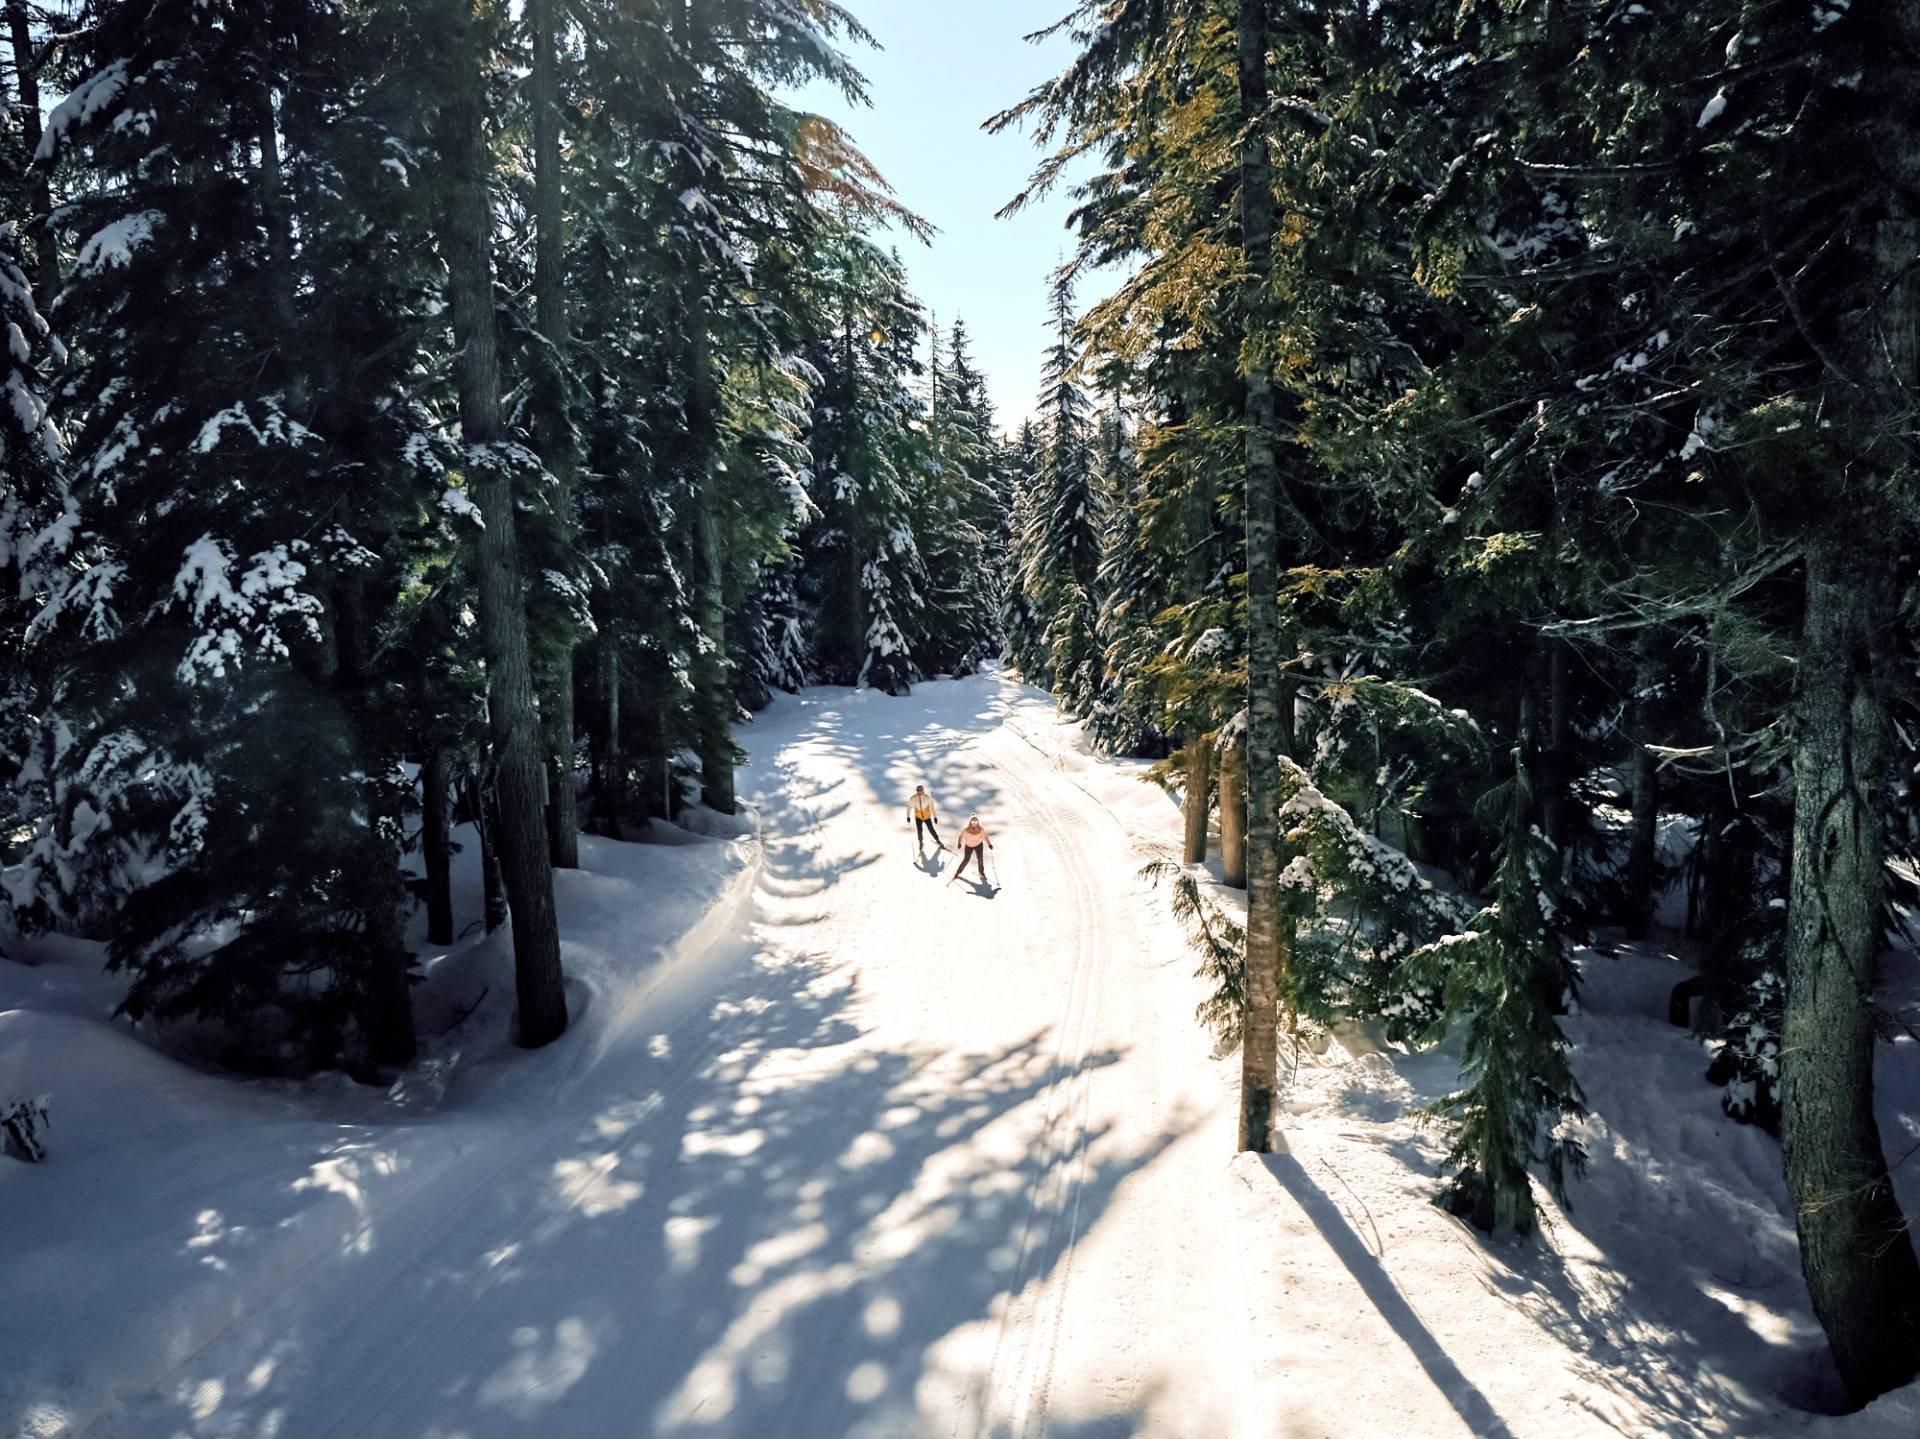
left=909, top=793, right=935, bottom=820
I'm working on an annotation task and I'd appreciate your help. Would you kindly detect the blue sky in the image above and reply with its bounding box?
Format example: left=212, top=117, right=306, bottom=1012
left=793, top=1, right=1098, bottom=431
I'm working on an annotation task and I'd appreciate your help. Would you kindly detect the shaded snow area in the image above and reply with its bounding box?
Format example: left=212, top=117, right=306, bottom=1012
left=4, top=670, right=1919, bottom=1437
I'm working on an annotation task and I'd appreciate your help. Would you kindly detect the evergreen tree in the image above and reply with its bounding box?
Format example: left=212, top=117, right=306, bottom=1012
left=796, top=230, right=930, bottom=695
left=1022, top=274, right=1103, bottom=716
left=999, top=418, right=1048, bottom=682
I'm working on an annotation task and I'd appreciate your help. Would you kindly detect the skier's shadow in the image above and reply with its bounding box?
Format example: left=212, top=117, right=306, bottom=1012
left=949, top=876, right=998, bottom=899
left=916, top=850, right=945, bottom=876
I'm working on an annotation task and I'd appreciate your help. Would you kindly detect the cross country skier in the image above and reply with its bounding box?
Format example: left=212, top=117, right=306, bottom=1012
left=908, top=784, right=946, bottom=855
left=947, top=813, right=994, bottom=886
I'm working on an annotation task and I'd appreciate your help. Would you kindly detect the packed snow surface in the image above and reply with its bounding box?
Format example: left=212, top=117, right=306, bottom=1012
left=4, top=671, right=1919, bottom=1437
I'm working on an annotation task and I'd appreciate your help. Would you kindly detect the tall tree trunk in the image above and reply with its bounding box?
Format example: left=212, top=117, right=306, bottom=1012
left=668, top=0, right=734, bottom=811
left=1181, top=441, right=1218, bottom=870
left=478, top=781, right=507, bottom=934
left=688, top=314, right=735, bottom=813
left=593, top=640, right=623, bottom=837
left=1779, top=29, right=1920, bottom=1398
left=361, top=823, right=418, bottom=1070
left=529, top=0, right=580, bottom=869
left=1236, top=0, right=1283, bottom=1154
left=423, top=744, right=454, bottom=946
left=436, top=5, right=567, bottom=1048
left=1781, top=524, right=1920, bottom=1402
left=1623, top=634, right=1659, bottom=941
left=1539, top=641, right=1571, bottom=848
left=6, top=2, right=56, bottom=297
left=1220, top=737, right=1247, bottom=889
left=1182, top=739, right=1211, bottom=865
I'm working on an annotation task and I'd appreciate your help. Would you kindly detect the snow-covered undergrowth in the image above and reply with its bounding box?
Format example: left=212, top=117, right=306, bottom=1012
left=4, top=670, right=1918, bottom=1438
left=0, top=809, right=757, bottom=1439
left=1025, top=708, right=1920, bottom=1437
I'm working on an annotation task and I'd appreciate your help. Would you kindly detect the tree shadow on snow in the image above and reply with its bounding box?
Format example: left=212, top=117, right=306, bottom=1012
left=1354, top=1047, right=1824, bottom=1433
left=99, top=708, right=1185, bottom=1439
left=1260, top=1151, right=1523, bottom=1439
left=1484, top=1110, right=1841, bottom=1430
left=122, top=955, right=1175, bottom=1437
left=763, top=677, right=1025, bottom=840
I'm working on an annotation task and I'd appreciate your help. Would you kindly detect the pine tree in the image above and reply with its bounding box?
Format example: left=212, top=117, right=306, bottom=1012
left=1022, top=274, right=1104, bottom=716
left=1402, top=741, right=1585, bottom=1234
left=796, top=229, right=930, bottom=696
left=1000, top=419, right=1048, bottom=681
left=15, top=0, right=464, bottom=1068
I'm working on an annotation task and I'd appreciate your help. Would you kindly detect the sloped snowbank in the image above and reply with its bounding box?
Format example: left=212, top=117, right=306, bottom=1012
left=1002, top=698, right=1920, bottom=1436
left=0, top=813, right=759, bottom=1439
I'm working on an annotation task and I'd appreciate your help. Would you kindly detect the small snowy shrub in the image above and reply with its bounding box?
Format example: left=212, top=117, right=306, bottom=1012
left=1144, top=754, right=1469, bottom=1052
left=1707, top=957, right=1785, bottom=1134
left=2, top=1093, right=50, bottom=1162
left=1400, top=747, right=1586, bottom=1235
left=1274, top=756, right=1471, bottom=1033
left=1141, top=852, right=1247, bottom=1050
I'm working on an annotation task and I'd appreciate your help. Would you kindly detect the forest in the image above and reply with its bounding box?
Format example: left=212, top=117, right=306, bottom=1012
left=4, top=0, right=1919, bottom=1427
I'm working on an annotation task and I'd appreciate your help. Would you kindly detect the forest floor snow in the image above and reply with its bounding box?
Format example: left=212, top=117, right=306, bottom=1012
left=2, top=668, right=1918, bottom=1438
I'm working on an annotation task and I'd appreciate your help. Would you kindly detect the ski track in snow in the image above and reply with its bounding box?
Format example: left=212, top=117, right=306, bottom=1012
left=5, top=675, right=1244, bottom=1439
left=9, top=670, right=1920, bottom=1439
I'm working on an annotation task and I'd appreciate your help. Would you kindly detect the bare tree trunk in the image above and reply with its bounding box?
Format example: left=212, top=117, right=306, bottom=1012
left=529, top=0, right=579, bottom=869
left=477, top=780, right=507, bottom=934
left=1538, top=641, right=1570, bottom=848
left=1182, top=739, right=1211, bottom=865
left=1184, top=427, right=1220, bottom=874
left=593, top=640, right=623, bottom=838
left=689, top=316, right=735, bottom=813
left=1777, top=25, right=1920, bottom=1396
left=423, top=744, right=454, bottom=946
left=1220, top=737, right=1247, bottom=889
left=1236, top=0, right=1284, bottom=1154
left=666, top=0, right=735, bottom=813
left=361, top=832, right=418, bottom=1070
left=1781, top=523, right=1920, bottom=1402
left=436, top=3, right=566, bottom=1048
left=1623, top=634, right=1659, bottom=941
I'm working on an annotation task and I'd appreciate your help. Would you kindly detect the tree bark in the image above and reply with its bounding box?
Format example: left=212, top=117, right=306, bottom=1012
left=1777, top=19, right=1920, bottom=1396
left=1182, top=738, right=1211, bottom=865
left=361, top=828, right=418, bottom=1069
left=1781, top=524, right=1920, bottom=1403
left=1220, top=737, right=1247, bottom=889
left=1236, top=0, right=1283, bottom=1154
left=1624, top=633, right=1659, bottom=941
left=478, top=781, right=507, bottom=934
left=529, top=0, right=580, bottom=869
left=688, top=315, right=735, bottom=813
left=423, top=744, right=454, bottom=946
left=436, top=3, right=567, bottom=1048
left=593, top=639, right=623, bottom=837
left=666, top=0, right=734, bottom=811
left=1538, top=641, right=1571, bottom=848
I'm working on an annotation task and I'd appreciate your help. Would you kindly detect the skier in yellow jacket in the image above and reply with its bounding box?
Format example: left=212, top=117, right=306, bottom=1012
left=908, top=784, right=946, bottom=855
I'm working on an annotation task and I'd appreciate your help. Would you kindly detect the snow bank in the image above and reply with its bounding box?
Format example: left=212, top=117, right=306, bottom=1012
left=0, top=813, right=760, bottom=1439
left=1002, top=684, right=1920, bottom=1435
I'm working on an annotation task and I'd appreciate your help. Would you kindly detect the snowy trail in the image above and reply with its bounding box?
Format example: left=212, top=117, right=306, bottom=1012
left=17, top=671, right=1920, bottom=1439
left=60, top=673, right=1247, bottom=1439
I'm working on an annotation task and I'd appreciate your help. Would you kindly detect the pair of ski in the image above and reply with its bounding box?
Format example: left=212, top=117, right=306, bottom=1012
left=915, top=836, right=998, bottom=887
left=928, top=848, right=997, bottom=888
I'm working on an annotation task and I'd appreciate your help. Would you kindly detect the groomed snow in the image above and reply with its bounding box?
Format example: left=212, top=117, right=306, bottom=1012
left=3, top=670, right=1918, bottom=1437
